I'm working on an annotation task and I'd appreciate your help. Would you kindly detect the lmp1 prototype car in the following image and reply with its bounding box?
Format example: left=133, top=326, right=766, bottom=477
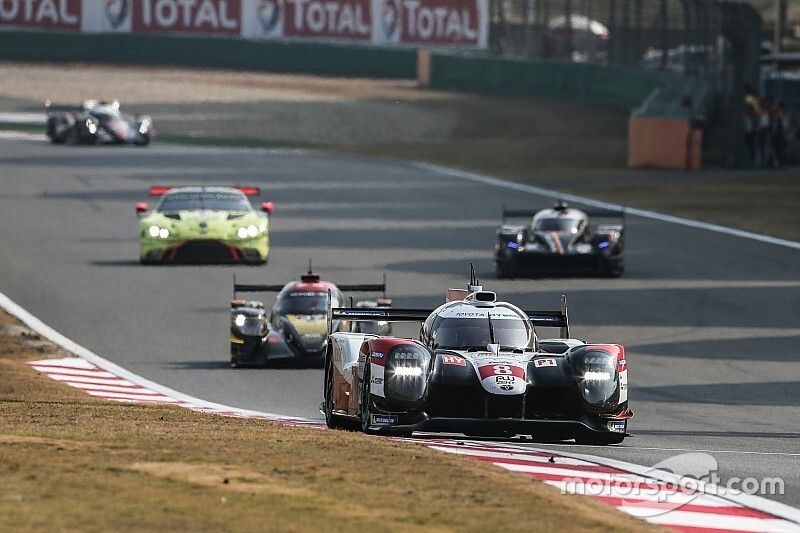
left=136, top=186, right=273, bottom=264
left=323, top=270, right=631, bottom=444
left=45, top=100, right=153, bottom=145
left=229, top=269, right=392, bottom=368
left=495, top=201, right=625, bottom=278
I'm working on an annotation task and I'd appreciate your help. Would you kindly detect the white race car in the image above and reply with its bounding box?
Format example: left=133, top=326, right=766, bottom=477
left=322, top=268, right=631, bottom=444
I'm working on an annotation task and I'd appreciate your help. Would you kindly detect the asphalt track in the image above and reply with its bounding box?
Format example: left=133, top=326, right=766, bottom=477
left=0, top=138, right=798, bottom=507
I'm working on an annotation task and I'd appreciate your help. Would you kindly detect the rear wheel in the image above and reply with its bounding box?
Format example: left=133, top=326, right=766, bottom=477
left=495, top=261, right=515, bottom=279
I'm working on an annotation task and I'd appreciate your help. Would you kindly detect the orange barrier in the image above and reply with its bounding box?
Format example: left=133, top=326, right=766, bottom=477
left=628, top=116, right=703, bottom=170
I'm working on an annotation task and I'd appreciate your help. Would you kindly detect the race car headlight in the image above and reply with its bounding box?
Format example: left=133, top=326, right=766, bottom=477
left=571, top=348, right=619, bottom=411
left=85, top=119, right=97, bottom=134
left=236, top=225, right=260, bottom=239
left=385, top=345, right=430, bottom=403
left=147, top=226, right=170, bottom=239
left=231, top=311, right=265, bottom=336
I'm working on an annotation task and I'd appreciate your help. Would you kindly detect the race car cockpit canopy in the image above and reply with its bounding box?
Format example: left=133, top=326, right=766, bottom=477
left=275, top=289, right=339, bottom=315
left=533, top=217, right=582, bottom=233
left=430, top=304, right=534, bottom=351
left=157, top=188, right=252, bottom=213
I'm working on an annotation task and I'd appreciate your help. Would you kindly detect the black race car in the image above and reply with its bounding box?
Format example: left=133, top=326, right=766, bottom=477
left=323, top=268, right=632, bottom=443
left=229, top=267, right=392, bottom=368
left=495, top=201, right=625, bottom=278
left=45, top=100, right=153, bottom=146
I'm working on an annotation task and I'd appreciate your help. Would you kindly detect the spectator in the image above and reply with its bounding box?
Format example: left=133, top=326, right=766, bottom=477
left=757, top=96, right=775, bottom=167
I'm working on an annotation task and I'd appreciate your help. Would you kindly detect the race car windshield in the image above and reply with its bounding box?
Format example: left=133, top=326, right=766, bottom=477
left=433, top=317, right=531, bottom=350
left=157, top=191, right=251, bottom=212
left=535, top=218, right=578, bottom=232
left=278, top=292, right=329, bottom=315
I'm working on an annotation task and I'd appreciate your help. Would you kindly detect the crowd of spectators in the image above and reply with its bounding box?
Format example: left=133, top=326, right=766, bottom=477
left=743, top=88, right=796, bottom=168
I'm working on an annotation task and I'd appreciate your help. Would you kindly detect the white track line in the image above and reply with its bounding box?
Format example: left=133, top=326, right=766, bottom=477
left=413, top=162, right=800, bottom=251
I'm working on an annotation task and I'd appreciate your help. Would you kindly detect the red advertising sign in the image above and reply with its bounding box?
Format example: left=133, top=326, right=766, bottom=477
left=376, top=0, right=482, bottom=46
left=284, top=0, right=371, bottom=40
left=132, top=0, right=241, bottom=35
left=0, top=0, right=81, bottom=30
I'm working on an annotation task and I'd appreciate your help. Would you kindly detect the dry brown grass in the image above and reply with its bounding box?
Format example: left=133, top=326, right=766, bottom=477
left=0, top=311, right=653, bottom=532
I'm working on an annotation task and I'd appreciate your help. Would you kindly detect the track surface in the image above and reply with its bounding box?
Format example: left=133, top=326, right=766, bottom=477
left=0, top=140, right=798, bottom=506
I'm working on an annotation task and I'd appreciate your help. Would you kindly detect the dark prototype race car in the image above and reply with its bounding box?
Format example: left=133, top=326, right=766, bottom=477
left=323, top=269, right=632, bottom=444
left=45, top=99, right=153, bottom=146
left=230, top=268, right=392, bottom=368
left=495, top=202, right=625, bottom=278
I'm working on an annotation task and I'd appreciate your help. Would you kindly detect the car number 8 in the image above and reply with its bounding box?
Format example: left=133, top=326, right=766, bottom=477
left=493, top=365, right=512, bottom=375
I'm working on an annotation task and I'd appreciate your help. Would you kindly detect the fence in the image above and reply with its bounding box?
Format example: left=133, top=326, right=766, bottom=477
left=488, top=0, right=760, bottom=96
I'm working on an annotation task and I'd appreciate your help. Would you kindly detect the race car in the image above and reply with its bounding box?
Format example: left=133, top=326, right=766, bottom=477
left=229, top=268, right=392, bottom=368
left=495, top=201, right=625, bottom=278
left=45, top=99, right=153, bottom=145
left=136, top=185, right=273, bottom=264
left=322, top=268, right=631, bottom=444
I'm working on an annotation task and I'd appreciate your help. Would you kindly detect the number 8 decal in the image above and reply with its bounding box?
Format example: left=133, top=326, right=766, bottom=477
left=493, top=365, right=512, bottom=375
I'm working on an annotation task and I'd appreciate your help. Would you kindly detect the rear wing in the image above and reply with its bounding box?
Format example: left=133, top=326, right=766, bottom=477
left=332, top=295, right=571, bottom=339
left=149, top=185, right=261, bottom=196
left=45, top=99, right=119, bottom=113
left=501, top=205, right=625, bottom=223
left=233, top=273, right=387, bottom=298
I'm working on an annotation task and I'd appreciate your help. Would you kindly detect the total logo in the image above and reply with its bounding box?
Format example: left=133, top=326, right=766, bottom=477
left=257, top=0, right=281, bottom=33
left=285, top=0, right=370, bottom=39
left=0, top=0, right=81, bottom=28
left=105, top=0, right=130, bottom=29
left=135, top=0, right=240, bottom=33
left=381, top=0, right=480, bottom=44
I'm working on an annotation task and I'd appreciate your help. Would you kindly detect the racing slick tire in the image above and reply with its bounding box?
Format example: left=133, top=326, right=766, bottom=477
left=324, top=353, right=356, bottom=431
left=495, top=261, right=515, bottom=279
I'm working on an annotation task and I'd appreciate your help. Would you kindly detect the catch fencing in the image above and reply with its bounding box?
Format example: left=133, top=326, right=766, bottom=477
left=487, top=0, right=761, bottom=98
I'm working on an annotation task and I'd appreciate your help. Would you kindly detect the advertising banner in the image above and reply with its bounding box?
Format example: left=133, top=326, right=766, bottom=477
left=0, top=0, right=82, bottom=31
left=24, top=0, right=489, bottom=48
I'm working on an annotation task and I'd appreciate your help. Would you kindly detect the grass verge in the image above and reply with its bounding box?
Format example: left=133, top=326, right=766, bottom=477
left=0, top=310, right=651, bottom=532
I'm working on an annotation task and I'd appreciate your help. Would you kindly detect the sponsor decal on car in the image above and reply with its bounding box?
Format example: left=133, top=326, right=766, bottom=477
left=478, top=364, right=525, bottom=380
left=533, top=358, right=557, bottom=368
left=371, top=413, right=397, bottom=426
left=608, top=420, right=626, bottom=433
left=441, top=355, right=466, bottom=366
left=371, top=351, right=384, bottom=359
left=370, top=376, right=383, bottom=385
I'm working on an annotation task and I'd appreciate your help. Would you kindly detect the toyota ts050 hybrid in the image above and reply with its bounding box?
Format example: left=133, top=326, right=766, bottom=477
left=323, top=269, right=631, bottom=444
left=230, top=267, right=392, bottom=368
left=46, top=100, right=154, bottom=146
left=495, top=201, right=625, bottom=278
left=136, top=186, right=273, bottom=264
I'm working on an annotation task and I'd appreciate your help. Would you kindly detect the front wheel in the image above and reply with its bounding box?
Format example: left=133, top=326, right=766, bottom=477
left=324, top=354, right=352, bottom=430
left=359, top=360, right=375, bottom=433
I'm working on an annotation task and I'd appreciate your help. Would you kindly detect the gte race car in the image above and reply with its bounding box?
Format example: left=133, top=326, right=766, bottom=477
left=136, top=186, right=273, bottom=264
left=495, top=202, right=625, bottom=278
left=45, top=100, right=153, bottom=146
left=323, top=270, right=631, bottom=444
left=230, top=269, right=391, bottom=368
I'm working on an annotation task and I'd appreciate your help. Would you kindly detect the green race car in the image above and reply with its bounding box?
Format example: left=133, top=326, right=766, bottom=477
left=136, top=185, right=273, bottom=264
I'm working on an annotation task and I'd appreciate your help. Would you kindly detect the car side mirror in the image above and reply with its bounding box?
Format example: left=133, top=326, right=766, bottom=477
left=261, top=201, right=274, bottom=213
left=135, top=201, right=149, bottom=214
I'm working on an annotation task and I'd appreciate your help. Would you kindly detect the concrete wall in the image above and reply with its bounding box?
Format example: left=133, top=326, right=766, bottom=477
left=0, top=31, right=417, bottom=79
